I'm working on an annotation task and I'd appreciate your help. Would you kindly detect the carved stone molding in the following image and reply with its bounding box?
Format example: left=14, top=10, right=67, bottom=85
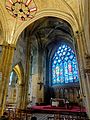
left=85, top=54, right=90, bottom=59
left=84, top=54, right=90, bottom=69
left=84, top=68, right=90, bottom=73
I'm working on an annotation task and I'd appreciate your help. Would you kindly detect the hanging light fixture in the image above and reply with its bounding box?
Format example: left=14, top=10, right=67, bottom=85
left=5, top=0, right=37, bottom=21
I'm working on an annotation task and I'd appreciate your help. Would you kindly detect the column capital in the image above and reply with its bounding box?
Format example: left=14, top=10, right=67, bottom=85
left=84, top=54, right=90, bottom=73
left=84, top=54, right=90, bottom=70
left=84, top=68, right=90, bottom=73
left=0, top=42, right=16, bottom=49
left=74, top=30, right=84, bottom=38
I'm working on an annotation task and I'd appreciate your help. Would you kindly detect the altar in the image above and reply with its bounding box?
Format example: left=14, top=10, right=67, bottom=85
left=51, top=98, right=65, bottom=107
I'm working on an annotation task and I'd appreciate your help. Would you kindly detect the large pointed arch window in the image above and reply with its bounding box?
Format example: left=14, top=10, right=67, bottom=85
left=52, top=43, right=79, bottom=85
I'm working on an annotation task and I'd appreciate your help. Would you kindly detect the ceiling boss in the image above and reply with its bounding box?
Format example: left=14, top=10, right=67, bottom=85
left=5, top=0, right=37, bottom=21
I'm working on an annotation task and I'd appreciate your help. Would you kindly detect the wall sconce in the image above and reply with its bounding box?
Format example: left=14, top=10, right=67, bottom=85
left=5, top=0, right=37, bottom=21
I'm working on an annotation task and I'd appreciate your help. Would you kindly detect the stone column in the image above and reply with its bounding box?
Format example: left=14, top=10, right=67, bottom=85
left=77, top=1, right=90, bottom=117
left=84, top=71, right=90, bottom=117
left=16, top=84, right=24, bottom=109
left=22, top=37, right=31, bottom=109
left=84, top=55, right=90, bottom=118
left=37, top=49, right=44, bottom=104
left=0, top=45, right=14, bottom=116
left=75, top=32, right=86, bottom=98
left=76, top=32, right=90, bottom=118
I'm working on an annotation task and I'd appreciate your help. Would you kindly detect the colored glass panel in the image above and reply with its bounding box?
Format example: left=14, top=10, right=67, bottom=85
left=52, top=43, right=79, bottom=85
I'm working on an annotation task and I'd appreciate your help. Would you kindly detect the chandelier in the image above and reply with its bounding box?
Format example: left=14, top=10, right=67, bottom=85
left=5, top=0, right=37, bottom=21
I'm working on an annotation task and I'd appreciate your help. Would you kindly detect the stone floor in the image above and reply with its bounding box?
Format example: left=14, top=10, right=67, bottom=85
left=31, top=113, right=54, bottom=120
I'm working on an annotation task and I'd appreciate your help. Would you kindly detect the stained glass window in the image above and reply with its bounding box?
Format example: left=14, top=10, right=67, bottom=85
left=9, top=70, right=18, bottom=86
left=52, top=43, right=79, bottom=85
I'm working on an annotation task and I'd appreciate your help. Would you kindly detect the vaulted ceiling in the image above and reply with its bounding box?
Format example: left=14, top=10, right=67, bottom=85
left=29, top=17, right=74, bottom=51
left=0, top=0, right=84, bottom=45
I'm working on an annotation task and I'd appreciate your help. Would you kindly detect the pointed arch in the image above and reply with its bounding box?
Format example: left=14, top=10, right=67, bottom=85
left=13, top=62, right=24, bottom=85
left=13, top=10, right=80, bottom=45
left=51, top=42, right=79, bottom=85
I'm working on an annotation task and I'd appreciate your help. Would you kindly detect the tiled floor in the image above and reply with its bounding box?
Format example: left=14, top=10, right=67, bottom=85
left=31, top=113, right=89, bottom=120
left=32, top=113, right=54, bottom=120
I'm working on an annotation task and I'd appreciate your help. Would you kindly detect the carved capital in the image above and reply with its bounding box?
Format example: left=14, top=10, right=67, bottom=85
left=84, top=54, right=90, bottom=69
left=84, top=68, right=90, bottom=73
left=85, top=54, right=90, bottom=59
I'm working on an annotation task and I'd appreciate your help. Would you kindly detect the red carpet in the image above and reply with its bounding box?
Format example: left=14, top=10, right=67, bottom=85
left=31, top=105, right=86, bottom=113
